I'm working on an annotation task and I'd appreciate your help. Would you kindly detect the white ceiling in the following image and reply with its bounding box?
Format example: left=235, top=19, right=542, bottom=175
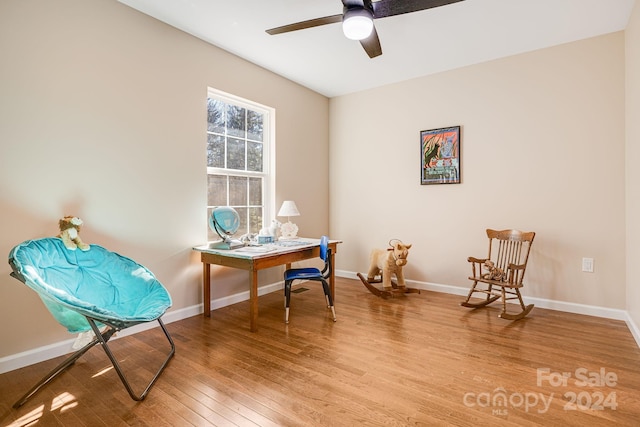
left=118, top=0, right=636, bottom=98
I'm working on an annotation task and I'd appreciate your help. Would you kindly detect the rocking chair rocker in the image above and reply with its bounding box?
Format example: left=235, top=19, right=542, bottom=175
left=461, top=229, right=536, bottom=320
left=356, top=273, right=421, bottom=298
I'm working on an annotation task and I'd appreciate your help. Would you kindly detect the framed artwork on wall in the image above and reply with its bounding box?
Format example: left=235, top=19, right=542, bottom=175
left=420, top=125, right=461, bottom=185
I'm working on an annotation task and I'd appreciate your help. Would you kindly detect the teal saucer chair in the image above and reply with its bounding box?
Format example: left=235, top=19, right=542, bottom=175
left=8, top=237, right=175, bottom=408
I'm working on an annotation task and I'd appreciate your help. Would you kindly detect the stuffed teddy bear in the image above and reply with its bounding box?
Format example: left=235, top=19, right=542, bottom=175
left=367, top=240, right=412, bottom=290
left=58, top=216, right=90, bottom=251
left=482, top=260, right=504, bottom=281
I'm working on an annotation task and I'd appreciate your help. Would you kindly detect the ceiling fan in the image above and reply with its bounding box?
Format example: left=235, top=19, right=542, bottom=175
left=266, top=0, right=465, bottom=59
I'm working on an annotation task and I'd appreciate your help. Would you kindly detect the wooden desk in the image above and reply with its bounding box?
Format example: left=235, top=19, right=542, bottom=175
left=193, top=238, right=340, bottom=332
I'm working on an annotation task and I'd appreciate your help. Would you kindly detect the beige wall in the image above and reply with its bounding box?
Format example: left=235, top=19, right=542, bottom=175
left=1, top=0, right=637, bottom=366
left=0, top=0, right=329, bottom=358
left=330, top=32, right=627, bottom=309
left=627, top=3, right=640, bottom=328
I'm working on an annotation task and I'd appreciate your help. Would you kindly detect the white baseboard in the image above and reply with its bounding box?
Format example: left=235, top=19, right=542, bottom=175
left=0, top=281, right=284, bottom=375
left=625, top=312, right=640, bottom=348
left=336, top=269, right=640, bottom=347
left=3, top=273, right=639, bottom=374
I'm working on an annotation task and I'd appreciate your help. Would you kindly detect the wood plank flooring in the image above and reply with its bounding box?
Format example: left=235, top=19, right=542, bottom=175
left=1, top=277, right=640, bottom=426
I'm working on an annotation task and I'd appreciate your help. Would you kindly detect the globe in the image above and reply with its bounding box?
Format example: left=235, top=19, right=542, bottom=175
left=209, top=207, right=243, bottom=249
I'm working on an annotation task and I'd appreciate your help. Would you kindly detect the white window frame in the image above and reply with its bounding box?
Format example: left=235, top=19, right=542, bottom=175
left=206, top=87, right=276, bottom=238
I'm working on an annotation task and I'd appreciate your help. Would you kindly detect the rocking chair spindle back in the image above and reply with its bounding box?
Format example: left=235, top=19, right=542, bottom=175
left=462, top=229, right=536, bottom=320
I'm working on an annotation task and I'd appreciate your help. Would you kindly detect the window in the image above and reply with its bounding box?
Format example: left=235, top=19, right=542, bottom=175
left=206, top=89, right=274, bottom=241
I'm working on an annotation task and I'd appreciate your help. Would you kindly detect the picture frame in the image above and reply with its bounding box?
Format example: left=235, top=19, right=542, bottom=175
left=420, top=125, right=461, bottom=185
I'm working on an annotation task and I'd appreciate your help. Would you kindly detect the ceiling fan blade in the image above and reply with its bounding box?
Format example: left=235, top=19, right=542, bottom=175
left=372, top=0, right=465, bottom=19
left=268, top=0, right=460, bottom=58
left=359, top=25, right=382, bottom=58
left=266, top=14, right=342, bottom=35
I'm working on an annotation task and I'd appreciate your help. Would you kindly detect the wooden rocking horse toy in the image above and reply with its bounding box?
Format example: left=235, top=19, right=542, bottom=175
left=461, top=229, right=536, bottom=320
left=357, top=239, right=420, bottom=298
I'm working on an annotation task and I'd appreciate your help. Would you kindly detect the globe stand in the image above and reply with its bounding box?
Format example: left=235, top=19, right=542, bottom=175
left=208, top=238, right=243, bottom=250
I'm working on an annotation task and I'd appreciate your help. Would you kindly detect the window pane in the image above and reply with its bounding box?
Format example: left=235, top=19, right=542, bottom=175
left=226, top=105, right=246, bottom=138
left=235, top=207, right=248, bottom=235
left=207, top=175, right=227, bottom=206
left=206, top=90, right=270, bottom=241
left=247, top=110, right=263, bottom=142
left=247, top=141, right=263, bottom=172
left=249, top=207, right=262, bottom=234
left=249, top=177, right=262, bottom=206
left=227, top=137, right=246, bottom=170
left=207, top=99, right=225, bottom=133
left=229, top=176, right=247, bottom=206
left=207, top=134, right=225, bottom=168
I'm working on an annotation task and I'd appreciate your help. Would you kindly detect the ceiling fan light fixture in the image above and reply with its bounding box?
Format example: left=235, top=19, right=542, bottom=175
left=342, top=7, right=374, bottom=41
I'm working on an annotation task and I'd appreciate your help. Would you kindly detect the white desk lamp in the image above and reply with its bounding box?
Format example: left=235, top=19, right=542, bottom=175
left=277, top=200, right=300, bottom=239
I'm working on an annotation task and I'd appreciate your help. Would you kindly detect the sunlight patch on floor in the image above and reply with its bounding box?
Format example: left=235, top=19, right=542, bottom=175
left=51, top=392, right=78, bottom=412
left=7, top=404, right=43, bottom=427
left=92, top=365, right=114, bottom=378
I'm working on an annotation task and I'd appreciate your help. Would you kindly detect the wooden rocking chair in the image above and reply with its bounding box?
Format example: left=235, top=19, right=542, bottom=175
left=461, top=229, right=536, bottom=320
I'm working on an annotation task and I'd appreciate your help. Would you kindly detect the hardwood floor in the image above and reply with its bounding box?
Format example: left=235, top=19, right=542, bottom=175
left=1, top=277, right=640, bottom=426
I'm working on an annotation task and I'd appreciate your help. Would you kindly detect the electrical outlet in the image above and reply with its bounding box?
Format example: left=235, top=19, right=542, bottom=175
left=582, top=257, right=594, bottom=273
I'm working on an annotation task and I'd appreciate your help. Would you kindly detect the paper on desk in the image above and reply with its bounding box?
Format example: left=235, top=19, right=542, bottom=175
left=234, top=245, right=278, bottom=253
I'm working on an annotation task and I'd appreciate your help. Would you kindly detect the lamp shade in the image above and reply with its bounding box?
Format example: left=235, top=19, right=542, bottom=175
left=342, top=7, right=374, bottom=40
left=278, top=201, right=300, bottom=217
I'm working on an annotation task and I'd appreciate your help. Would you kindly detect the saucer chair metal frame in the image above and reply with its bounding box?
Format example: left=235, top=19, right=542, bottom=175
left=8, top=238, right=175, bottom=408
left=461, top=229, right=536, bottom=320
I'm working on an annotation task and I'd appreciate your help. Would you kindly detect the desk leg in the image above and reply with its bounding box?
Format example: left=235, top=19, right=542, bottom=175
left=203, top=262, right=211, bottom=317
left=249, top=269, right=258, bottom=332
left=330, top=252, right=336, bottom=301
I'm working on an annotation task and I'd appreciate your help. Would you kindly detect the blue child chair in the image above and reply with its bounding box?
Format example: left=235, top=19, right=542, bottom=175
left=283, top=236, right=337, bottom=324
left=8, top=237, right=175, bottom=408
